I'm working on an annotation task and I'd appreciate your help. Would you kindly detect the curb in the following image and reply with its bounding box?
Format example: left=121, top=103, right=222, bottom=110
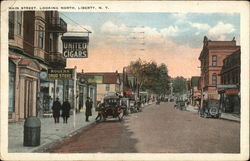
left=219, top=117, right=240, bottom=123
left=185, top=108, right=240, bottom=123
left=31, top=118, right=98, bottom=153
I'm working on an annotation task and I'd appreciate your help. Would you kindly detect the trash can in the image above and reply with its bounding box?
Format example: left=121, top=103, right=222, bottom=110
left=23, top=116, right=41, bottom=146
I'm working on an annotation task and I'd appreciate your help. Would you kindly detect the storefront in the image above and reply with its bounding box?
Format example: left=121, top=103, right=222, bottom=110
left=217, top=85, right=240, bottom=114
left=18, top=58, right=40, bottom=120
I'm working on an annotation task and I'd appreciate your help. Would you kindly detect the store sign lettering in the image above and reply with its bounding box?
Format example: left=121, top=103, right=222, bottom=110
left=63, top=42, right=88, bottom=58
left=48, top=69, right=73, bottom=80
left=61, top=36, right=89, bottom=58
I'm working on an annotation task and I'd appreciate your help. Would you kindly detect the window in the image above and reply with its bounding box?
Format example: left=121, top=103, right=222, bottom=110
left=212, top=55, right=217, bottom=66
left=38, top=26, right=44, bottom=49
left=212, top=73, right=217, bottom=85
left=9, top=61, right=16, bottom=113
left=16, top=12, right=22, bottom=35
left=105, top=84, right=110, bottom=91
left=9, top=11, right=15, bottom=39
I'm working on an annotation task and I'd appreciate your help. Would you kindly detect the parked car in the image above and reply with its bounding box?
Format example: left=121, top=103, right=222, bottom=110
left=200, top=99, right=221, bottom=118
left=102, top=95, right=124, bottom=121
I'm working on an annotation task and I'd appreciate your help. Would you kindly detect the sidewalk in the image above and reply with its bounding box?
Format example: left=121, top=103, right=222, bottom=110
left=8, top=111, right=97, bottom=153
left=186, top=105, right=240, bottom=122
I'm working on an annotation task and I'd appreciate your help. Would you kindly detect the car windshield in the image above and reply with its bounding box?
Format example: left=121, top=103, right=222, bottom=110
left=104, top=99, right=119, bottom=106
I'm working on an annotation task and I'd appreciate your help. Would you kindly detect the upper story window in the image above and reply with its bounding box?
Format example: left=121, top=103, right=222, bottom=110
left=212, top=73, right=217, bottom=85
left=16, top=12, right=22, bottom=36
left=38, top=26, right=44, bottom=49
left=9, top=11, right=15, bottom=39
left=212, top=55, right=217, bottom=66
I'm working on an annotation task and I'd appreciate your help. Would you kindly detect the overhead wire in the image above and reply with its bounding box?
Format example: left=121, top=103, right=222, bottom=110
left=60, top=12, right=91, bottom=33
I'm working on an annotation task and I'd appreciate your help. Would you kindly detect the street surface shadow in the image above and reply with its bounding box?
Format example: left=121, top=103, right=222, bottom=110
left=45, top=117, right=138, bottom=153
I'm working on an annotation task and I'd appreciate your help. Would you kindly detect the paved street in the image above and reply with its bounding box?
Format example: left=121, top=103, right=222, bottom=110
left=46, top=102, right=240, bottom=153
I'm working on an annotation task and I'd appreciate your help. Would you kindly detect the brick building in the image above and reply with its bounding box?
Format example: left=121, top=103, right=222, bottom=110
left=8, top=11, right=67, bottom=121
left=198, top=36, right=240, bottom=100
left=218, top=49, right=240, bottom=113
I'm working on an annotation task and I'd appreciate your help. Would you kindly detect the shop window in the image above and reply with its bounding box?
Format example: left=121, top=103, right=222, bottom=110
left=9, top=61, right=16, bottom=113
left=212, top=55, right=217, bottom=66
left=16, top=12, right=22, bottom=36
left=212, top=73, right=217, bottom=85
left=105, top=84, right=110, bottom=91
left=9, top=11, right=14, bottom=39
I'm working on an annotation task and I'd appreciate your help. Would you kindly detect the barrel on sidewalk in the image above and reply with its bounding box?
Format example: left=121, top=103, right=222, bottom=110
left=23, top=117, right=41, bottom=146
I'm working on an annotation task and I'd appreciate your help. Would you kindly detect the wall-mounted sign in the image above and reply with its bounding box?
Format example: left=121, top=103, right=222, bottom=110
left=225, top=89, right=239, bottom=95
left=85, top=75, right=103, bottom=84
left=48, top=69, right=73, bottom=80
left=216, top=85, right=238, bottom=89
left=61, top=36, right=89, bottom=58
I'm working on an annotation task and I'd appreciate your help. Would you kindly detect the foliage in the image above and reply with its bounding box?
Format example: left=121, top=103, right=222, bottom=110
left=172, top=76, right=188, bottom=95
left=127, top=59, right=170, bottom=95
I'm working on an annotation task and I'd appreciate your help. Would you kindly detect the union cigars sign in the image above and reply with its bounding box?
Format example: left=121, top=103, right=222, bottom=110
left=48, top=69, right=73, bottom=79
left=61, top=36, right=89, bottom=58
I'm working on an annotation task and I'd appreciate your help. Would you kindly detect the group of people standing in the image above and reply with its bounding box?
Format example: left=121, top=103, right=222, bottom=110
left=52, top=97, right=93, bottom=123
left=52, top=98, right=71, bottom=124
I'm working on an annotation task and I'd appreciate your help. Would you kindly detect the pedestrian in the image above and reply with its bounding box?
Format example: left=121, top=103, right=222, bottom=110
left=52, top=97, right=61, bottom=124
left=85, top=97, right=93, bottom=122
left=95, top=102, right=104, bottom=121
left=61, top=99, right=71, bottom=123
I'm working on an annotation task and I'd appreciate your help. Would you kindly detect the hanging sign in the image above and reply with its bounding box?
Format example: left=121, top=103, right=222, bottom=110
left=61, top=36, right=89, bottom=58
left=47, top=69, right=73, bottom=80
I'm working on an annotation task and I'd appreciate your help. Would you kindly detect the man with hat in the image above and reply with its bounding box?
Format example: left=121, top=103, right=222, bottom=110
left=85, top=97, right=93, bottom=122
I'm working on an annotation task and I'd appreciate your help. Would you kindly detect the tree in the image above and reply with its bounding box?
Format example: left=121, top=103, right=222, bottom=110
left=172, top=76, right=188, bottom=95
left=126, top=59, right=170, bottom=96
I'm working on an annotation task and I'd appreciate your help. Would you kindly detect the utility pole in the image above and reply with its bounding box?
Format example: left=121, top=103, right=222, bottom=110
left=73, top=66, right=77, bottom=128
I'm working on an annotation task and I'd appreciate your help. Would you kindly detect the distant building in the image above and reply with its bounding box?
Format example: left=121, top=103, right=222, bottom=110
left=218, top=49, right=240, bottom=113
left=190, top=76, right=201, bottom=106
left=84, top=72, right=121, bottom=102
left=199, top=36, right=240, bottom=100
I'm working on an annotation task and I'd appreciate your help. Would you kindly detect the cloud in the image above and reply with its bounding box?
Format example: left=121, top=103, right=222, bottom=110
left=208, top=21, right=235, bottom=37
left=160, top=26, right=180, bottom=37
left=101, top=21, right=130, bottom=34
left=190, top=22, right=210, bottom=31
left=171, top=13, right=187, bottom=19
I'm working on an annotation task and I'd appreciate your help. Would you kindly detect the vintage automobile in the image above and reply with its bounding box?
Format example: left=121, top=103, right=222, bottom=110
left=200, top=99, right=221, bottom=118
left=135, top=100, right=142, bottom=112
left=129, top=99, right=137, bottom=113
left=102, top=95, right=124, bottom=121
left=174, top=98, right=186, bottom=110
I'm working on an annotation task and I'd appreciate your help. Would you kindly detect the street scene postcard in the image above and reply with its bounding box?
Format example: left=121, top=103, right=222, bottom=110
left=0, top=1, right=249, bottom=161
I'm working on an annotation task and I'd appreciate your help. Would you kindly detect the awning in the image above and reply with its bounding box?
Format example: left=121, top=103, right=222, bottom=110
left=225, top=89, right=239, bottom=95
left=124, top=90, right=133, bottom=95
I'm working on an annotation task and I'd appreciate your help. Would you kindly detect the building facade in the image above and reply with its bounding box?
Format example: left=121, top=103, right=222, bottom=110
left=8, top=11, right=67, bottom=121
left=190, top=76, right=201, bottom=106
left=218, top=49, right=240, bottom=113
left=84, top=72, right=121, bottom=103
left=199, top=36, right=240, bottom=100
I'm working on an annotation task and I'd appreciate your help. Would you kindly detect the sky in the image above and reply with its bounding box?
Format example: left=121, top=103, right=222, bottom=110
left=60, top=12, right=240, bottom=78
